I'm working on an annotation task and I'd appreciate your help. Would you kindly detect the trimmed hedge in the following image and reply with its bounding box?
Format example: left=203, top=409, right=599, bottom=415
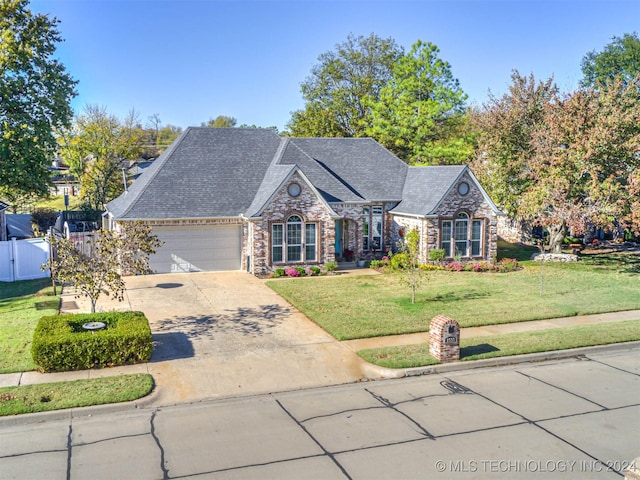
left=32, top=311, right=153, bottom=372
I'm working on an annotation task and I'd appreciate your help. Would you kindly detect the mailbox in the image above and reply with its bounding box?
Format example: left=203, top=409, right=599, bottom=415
left=429, top=315, right=460, bottom=362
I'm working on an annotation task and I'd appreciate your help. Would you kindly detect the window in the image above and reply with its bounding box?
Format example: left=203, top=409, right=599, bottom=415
left=363, top=206, right=383, bottom=251
left=372, top=206, right=383, bottom=250
left=471, top=220, right=482, bottom=256
left=362, top=207, right=370, bottom=250
left=454, top=213, right=469, bottom=256
left=441, top=221, right=452, bottom=257
left=271, top=215, right=317, bottom=263
left=441, top=213, right=484, bottom=258
left=272, top=224, right=283, bottom=262
left=305, top=223, right=316, bottom=261
left=287, top=215, right=302, bottom=262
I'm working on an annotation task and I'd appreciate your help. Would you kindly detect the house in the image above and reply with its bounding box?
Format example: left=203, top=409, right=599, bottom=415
left=0, top=201, right=8, bottom=241
left=105, top=128, right=502, bottom=275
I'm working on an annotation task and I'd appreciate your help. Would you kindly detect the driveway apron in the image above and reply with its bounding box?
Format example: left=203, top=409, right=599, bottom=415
left=113, top=272, right=365, bottom=406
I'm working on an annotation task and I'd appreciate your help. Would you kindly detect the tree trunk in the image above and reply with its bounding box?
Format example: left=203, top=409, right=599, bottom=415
left=547, top=222, right=567, bottom=254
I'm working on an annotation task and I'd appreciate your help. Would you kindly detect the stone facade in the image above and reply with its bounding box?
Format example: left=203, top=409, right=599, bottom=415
left=429, top=315, right=460, bottom=362
left=390, top=172, right=499, bottom=262
left=247, top=173, right=336, bottom=276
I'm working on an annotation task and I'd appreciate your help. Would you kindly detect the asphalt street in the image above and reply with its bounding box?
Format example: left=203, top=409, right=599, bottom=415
left=1, top=345, right=638, bottom=479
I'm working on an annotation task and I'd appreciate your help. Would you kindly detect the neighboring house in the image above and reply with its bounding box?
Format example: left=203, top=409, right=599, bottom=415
left=0, top=201, right=8, bottom=241
left=105, top=128, right=502, bottom=276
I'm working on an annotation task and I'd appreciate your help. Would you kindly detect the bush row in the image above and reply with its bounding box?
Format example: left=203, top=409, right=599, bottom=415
left=32, top=311, right=153, bottom=372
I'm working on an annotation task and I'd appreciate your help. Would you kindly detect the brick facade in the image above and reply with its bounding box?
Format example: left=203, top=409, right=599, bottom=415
left=390, top=172, right=499, bottom=262
left=429, top=315, right=460, bottom=363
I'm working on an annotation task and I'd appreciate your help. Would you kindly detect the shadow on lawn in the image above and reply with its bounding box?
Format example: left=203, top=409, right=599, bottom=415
left=460, top=343, right=500, bottom=358
left=153, top=304, right=290, bottom=341
left=580, top=251, right=640, bottom=274
left=431, top=290, right=491, bottom=302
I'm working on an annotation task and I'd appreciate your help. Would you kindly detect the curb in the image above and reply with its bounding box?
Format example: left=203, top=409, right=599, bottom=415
left=2, top=341, right=638, bottom=427
left=359, top=340, right=640, bottom=379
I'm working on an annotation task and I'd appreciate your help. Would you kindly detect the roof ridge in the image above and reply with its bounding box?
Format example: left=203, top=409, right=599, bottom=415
left=114, top=127, right=193, bottom=218
left=270, top=137, right=290, bottom=166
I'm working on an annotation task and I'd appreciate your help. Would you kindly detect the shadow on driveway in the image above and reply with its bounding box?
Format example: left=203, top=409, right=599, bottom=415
left=154, top=304, right=290, bottom=338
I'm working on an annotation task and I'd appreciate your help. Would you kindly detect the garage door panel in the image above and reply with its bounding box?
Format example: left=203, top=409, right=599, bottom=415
left=150, top=226, right=241, bottom=273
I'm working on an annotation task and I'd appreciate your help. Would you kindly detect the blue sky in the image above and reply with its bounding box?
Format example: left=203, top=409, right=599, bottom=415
left=31, top=0, right=639, bottom=132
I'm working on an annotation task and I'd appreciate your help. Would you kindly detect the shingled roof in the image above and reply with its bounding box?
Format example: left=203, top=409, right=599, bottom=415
left=107, top=128, right=488, bottom=221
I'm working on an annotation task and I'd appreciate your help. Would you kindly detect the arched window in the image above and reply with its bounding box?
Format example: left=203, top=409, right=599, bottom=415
left=440, top=212, right=484, bottom=258
left=455, top=212, right=469, bottom=257
left=271, top=215, right=317, bottom=264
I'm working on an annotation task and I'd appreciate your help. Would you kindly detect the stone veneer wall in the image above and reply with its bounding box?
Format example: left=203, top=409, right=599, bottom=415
left=249, top=173, right=336, bottom=275
left=431, top=172, right=499, bottom=262
left=389, top=172, right=499, bottom=262
left=497, top=216, right=532, bottom=243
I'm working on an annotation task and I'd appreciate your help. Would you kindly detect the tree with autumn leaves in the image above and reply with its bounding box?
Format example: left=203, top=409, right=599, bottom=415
left=472, top=71, right=640, bottom=253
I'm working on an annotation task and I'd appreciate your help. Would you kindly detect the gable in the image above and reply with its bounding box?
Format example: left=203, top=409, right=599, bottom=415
left=107, top=127, right=282, bottom=220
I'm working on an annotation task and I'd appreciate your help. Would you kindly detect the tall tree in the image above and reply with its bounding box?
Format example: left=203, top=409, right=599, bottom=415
left=366, top=40, right=470, bottom=165
left=287, top=33, right=402, bottom=137
left=581, top=32, right=640, bottom=88
left=0, top=0, right=77, bottom=204
left=58, top=105, right=144, bottom=211
left=471, top=72, right=558, bottom=217
left=201, top=115, right=237, bottom=128
left=473, top=72, right=640, bottom=252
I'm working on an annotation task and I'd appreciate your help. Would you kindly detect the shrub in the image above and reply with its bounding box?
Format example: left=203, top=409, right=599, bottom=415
left=31, top=311, right=152, bottom=372
left=390, top=252, right=411, bottom=270
left=369, top=259, right=382, bottom=269
left=419, top=263, right=444, bottom=271
left=428, top=248, right=446, bottom=262
left=285, top=267, right=300, bottom=277
left=444, top=261, right=465, bottom=272
left=272, top=268, right=286, bottom=277
left=309, top=266, right=322, bottom=276
left=324, top=261, right=338, bottom=272
left=31, top=208, right=58, bottom=236
left=497, top=258, right=520, bottom=272
left=295, top=266, right=306, bottom=276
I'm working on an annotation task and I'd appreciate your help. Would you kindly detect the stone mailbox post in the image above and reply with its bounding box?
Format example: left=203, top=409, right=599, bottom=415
left=429, top=315, right=460, bottom=362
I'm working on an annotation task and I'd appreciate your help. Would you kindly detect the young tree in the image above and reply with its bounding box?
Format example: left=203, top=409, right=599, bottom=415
left=367, top=40, right=470, bottom=165
left=287, top=33, right=402, bottom=137
left=581, top=32, right=640, bottom=89
left=398, top=228, right=424, bottom=304
left=0, top=0, right=77, bottom=202
left=45, top=221, right=162, bottom=312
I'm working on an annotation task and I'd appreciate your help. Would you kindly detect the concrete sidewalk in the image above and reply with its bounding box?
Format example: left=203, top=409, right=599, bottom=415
left=342, top=309, right=640, bottom=352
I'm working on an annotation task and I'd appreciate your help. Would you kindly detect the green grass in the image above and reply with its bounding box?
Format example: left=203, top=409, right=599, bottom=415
left=266, top=249, right=640, bottom=340
left=0, top=280, right=59, bottom=373
left=34, top=195, right=83, bottom=212
left=0, top=374, right=154, bottom=416
left=358, top=319, right=640, bottom=369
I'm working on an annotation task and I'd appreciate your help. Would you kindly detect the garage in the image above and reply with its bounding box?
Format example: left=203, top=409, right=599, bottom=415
left=149, top=225, right=242, bottom=273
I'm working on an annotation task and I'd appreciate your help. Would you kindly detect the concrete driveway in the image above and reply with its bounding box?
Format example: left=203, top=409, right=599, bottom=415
left=92, top=272, right=366, bottom=406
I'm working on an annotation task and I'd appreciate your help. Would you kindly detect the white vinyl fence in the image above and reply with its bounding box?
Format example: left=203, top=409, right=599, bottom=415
left=0, top=238, right=51, bottom=282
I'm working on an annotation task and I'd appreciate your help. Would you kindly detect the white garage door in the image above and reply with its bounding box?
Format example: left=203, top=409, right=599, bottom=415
left=150, top=225, right=241, bottom=273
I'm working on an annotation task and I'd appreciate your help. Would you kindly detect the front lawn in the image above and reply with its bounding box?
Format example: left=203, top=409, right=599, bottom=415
left=357, top=319, right=640, bottom=369
left=0, top=279, right=59, bottom=373
left=266, top=248, right=640, bottom=340
left=0, top=374, right=154, bottom=416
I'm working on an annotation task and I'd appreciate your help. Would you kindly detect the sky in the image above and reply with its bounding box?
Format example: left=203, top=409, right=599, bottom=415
left=30, top=0, right=640, bottom=133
